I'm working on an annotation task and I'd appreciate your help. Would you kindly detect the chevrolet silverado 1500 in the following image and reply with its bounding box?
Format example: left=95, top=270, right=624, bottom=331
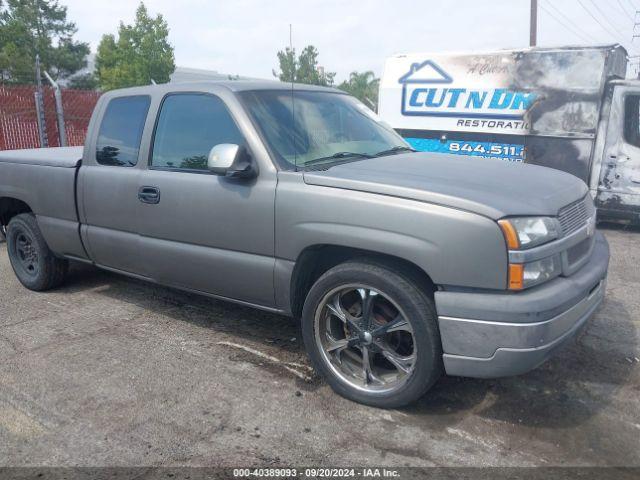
left=0, top=81, right=609, bottom=407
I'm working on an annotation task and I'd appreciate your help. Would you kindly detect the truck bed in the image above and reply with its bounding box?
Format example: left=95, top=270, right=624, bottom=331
left=0, top=146, right=86, bottom=260
left=0, top=146, right=82, bottom=168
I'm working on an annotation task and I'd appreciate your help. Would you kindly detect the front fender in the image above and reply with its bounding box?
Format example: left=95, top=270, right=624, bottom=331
left=275, top=173, right=508, bottom=291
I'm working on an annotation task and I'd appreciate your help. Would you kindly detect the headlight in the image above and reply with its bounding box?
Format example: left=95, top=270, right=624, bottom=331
left=498, top=217, right=559, bottom=250
left=508, top=254, right=562, bottom=290
left=499, top=216, right=562, bottom=290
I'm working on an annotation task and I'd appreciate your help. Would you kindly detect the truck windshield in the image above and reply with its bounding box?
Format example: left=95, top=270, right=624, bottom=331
left=240, top=90, right=411, bottom=169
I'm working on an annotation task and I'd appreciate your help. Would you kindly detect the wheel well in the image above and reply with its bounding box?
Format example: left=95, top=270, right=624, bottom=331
left=289, top=245, right=436, bottom=319
left=0, top=198, right=32, bottom=228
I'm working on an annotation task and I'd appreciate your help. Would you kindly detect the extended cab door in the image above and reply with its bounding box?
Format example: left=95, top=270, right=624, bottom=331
left=78, top=94, right=151, bottom=274
left=136, top=91, right=277, bottom=307
left=597, top=84, right=640, bottom=218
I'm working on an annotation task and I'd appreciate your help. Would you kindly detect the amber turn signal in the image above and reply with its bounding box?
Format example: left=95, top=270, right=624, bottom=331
left=498, top=219, right=520, bottom=249
left=508, top=264, right=524, bottom=290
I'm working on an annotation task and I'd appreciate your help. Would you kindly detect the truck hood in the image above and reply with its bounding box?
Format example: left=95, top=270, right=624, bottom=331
left=303, top=153, right=588, bottom=219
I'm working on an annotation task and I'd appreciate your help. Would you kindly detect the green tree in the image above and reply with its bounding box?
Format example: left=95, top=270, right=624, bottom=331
left=95, top=2, right=175, bottom=90
left=66, top=72, right=98, bottom=90
left=338, top=71, right=379, bottom=111
left=0, top=0, right=89, bottom=83
left=273, top=45, right=335, bottom=86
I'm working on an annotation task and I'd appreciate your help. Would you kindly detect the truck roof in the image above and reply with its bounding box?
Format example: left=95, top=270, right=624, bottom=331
left=102, top=80, right=345, bottom=97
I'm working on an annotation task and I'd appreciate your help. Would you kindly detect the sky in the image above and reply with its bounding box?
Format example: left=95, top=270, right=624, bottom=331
left=62, top=0, right=640, bottom=81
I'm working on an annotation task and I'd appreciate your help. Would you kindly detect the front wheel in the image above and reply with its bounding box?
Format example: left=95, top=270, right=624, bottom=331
left=301, top=259, right=442, bottom=408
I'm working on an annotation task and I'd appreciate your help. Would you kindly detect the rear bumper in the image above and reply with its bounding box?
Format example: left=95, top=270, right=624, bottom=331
left=435, top=232, right=609, bottom=378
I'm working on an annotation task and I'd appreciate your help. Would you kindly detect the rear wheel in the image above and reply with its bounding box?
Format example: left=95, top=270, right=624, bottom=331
left=301, top=259, right=442, bottom=408
left=6, top=213, right=68, bottom=291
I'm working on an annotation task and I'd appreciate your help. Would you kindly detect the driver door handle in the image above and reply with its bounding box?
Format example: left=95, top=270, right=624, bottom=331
left=138, top=186, right=160, bottom=204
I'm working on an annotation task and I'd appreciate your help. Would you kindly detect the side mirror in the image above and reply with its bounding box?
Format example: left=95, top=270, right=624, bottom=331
left=207, top=144, right=256, bottom=179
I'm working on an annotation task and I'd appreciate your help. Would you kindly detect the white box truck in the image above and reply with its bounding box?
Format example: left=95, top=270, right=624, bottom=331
left=379, top=44, right=640, bottom=224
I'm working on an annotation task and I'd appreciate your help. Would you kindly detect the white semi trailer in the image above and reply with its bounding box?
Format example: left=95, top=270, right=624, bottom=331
left=379, top=44, right=640, bottom=224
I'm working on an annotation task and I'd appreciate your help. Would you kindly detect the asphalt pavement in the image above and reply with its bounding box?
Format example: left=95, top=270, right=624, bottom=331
left=0, top=226, right=638, bottom=467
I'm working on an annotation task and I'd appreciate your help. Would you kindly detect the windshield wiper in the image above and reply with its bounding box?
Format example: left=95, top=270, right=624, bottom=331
left=304, top=151, right=373, bottom=167
left=374, top=146, right=416, bottom=157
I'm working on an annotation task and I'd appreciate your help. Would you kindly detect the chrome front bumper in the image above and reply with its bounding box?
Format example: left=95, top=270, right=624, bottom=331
left=435, top=232, right=609, bottom=378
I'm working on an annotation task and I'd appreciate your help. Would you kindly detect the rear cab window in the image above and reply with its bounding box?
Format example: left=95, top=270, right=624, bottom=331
left=96, top=95, right=151, bottom=167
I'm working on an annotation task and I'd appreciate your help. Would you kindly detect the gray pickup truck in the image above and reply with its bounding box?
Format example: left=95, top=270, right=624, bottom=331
left=0, top=81, right=609, bottom=407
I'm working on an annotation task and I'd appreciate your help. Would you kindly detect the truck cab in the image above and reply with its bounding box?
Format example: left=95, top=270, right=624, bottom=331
left=592, top=78, right=640, bottom=222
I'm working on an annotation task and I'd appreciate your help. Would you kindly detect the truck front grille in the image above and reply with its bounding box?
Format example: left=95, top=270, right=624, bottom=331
left=567, top=236, right=593, bottom=266
left=558, top=196, right=593, bottom=237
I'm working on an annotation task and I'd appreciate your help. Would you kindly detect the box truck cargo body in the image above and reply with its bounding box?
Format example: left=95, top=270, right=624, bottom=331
left=379, top=44, right=640, bottom=223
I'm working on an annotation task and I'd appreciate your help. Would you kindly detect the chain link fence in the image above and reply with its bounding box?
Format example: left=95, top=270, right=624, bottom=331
left=0, top=84, right=101, bottom=242
left=0, top=84, right=101, bottom=150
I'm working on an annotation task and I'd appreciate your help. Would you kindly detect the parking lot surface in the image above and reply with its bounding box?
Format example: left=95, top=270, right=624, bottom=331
left=0, top=226, right=638, bottom=467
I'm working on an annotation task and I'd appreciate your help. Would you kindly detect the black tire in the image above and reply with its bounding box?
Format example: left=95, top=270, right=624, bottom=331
left=6, top=213, right=68, bottom=291
left=301, top=259, right=442, bottom=408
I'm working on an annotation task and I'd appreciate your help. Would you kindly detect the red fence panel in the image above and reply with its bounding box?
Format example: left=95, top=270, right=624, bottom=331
left=0, top=84, right=101, bottom=151
left=61, top=89, right=101, bottom=147
left=0, top=85, right=42, bottom=150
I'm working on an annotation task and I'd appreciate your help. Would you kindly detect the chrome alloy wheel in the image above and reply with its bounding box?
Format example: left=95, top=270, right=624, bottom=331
left=314, top=285, right=417, bottom=394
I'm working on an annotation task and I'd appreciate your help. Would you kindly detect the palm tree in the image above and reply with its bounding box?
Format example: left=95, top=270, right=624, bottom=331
left=338, top=71, right=380, bottom=111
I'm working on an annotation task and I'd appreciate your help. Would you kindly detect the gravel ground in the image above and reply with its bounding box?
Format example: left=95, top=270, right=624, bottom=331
left=0, top=226, right=638, bottom=467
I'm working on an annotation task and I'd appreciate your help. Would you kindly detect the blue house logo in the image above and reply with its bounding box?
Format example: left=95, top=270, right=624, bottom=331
left=399, top=61, right=536, bottom=120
